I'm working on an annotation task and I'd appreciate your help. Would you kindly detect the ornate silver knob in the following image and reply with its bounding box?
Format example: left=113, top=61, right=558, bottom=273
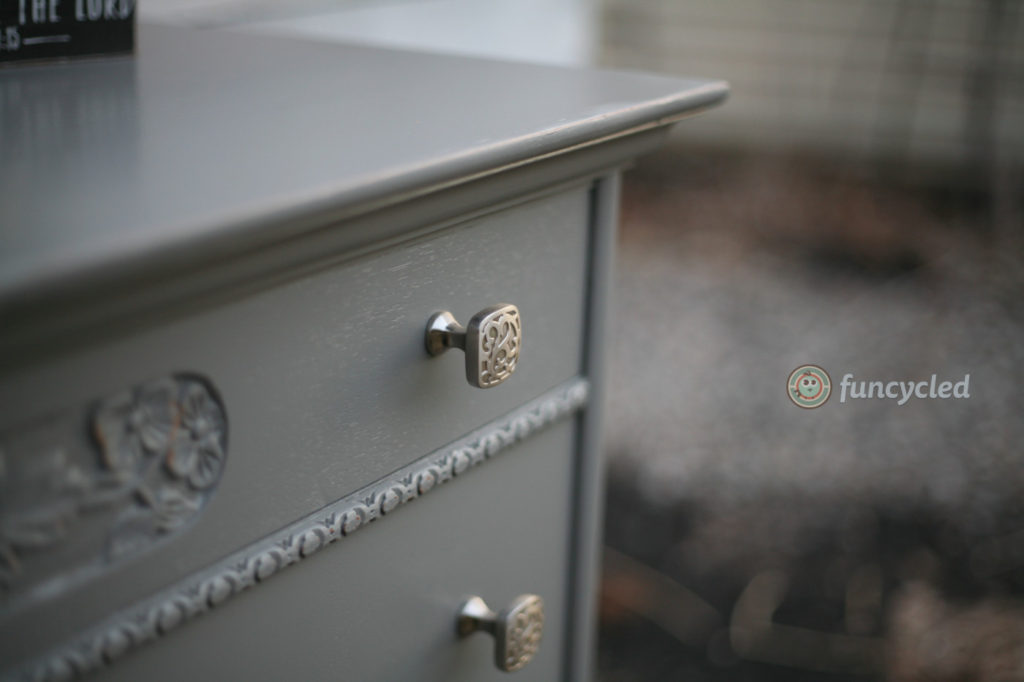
left=425, top=304, right=521, bottom=389
left=456, top=594, right=544, bottom=673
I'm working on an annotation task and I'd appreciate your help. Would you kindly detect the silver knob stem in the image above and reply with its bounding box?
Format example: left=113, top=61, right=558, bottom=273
left=425, top=310, right=467, bottom=354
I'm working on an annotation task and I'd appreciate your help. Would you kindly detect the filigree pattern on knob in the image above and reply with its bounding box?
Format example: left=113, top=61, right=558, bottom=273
left=496, top=594, right=544, bottom=672
left=457, top=593, right=544, bottom=672
left=471, top=305, right=521, bottom=388
left=425, top=304, right=522, bottom=389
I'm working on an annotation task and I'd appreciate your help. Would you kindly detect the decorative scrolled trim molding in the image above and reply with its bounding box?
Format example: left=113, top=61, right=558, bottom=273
left=6, top=378, right=589, bottom=682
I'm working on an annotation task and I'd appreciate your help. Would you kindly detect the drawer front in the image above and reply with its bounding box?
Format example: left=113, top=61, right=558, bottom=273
left=66, top=418, right=579, bottom=682
left=0, top=186, right=591, bottom=664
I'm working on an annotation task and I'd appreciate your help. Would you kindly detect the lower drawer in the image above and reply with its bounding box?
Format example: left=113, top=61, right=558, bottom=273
left=91, top=418, right=578, bottom=681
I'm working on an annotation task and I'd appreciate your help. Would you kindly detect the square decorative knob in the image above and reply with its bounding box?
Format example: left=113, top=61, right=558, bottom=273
left=425, top=304, right=521, bottom=389
left=457, top=594, right=544, bottom=672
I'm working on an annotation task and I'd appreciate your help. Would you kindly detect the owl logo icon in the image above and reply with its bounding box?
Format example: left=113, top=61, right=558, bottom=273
left=787, top=365, right=831, bottom=408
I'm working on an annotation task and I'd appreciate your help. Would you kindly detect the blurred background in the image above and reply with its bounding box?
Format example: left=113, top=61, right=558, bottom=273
left=145, top=1, right=1024, bottom=679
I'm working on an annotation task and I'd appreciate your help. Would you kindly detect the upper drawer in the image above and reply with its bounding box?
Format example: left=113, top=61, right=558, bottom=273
left=0, top=185, right=591, bottom=658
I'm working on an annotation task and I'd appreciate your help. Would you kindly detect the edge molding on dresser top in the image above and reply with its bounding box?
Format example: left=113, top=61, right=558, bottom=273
left=0, top=25, right=727, bottom=368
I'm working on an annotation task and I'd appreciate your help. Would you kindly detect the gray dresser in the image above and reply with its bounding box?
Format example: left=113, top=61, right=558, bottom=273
left=0, top=26, right=726, bottom=681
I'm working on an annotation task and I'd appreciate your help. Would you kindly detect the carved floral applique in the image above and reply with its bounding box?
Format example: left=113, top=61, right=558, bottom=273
left=164, top=379, right=227, bottom=490
left=0, top=449, right=101, bottom=585
left=0, top=374, right=228, bottom=597
left=98, top=376, right=228, bottom=557
left=92, top=379, right=178, bottom=477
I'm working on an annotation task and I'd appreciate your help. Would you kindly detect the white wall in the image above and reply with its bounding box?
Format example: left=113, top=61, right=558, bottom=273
left=140, top=0, right=597, bottom=67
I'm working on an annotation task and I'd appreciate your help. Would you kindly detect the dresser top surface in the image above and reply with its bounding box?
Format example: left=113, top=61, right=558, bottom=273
left=0, top=24, right=726, bottom=307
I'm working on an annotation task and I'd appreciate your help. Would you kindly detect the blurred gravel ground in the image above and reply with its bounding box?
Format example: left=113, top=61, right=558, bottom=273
left=598, top=153, right=1024, bottom=681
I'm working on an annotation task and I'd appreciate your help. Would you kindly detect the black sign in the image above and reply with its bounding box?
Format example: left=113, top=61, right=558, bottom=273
left=0, top=0, right=134, bottom=65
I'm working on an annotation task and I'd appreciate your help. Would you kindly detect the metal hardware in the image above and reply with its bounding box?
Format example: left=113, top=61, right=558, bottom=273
left=457, top=594, right=544, bottom=672
left=425, top=304, right=521, bottom=389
